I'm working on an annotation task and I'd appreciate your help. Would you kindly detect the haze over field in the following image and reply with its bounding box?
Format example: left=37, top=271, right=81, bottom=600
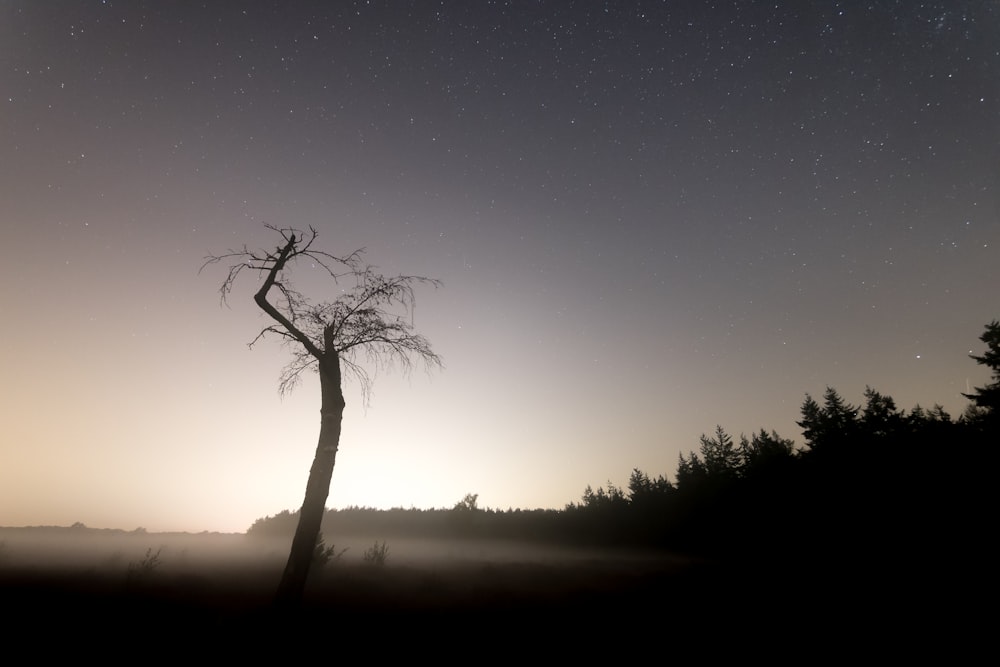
left=1, top=2, right=998, bottom=532
left=0, top=527, right=666, bottom=573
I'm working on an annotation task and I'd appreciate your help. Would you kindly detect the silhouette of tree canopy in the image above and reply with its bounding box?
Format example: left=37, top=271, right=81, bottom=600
left=798, top=387, right=860, bottom=451
left=739, top=429, right=796, bottom=473
left=627, top=468, right=673, bottom=501
left=452, top=493, right=480, bottom=512
left=699, top=425, right=742, bottom=478
left=203, top=225, right=441, bottom=607
left=964, top=320, right=1000, bottom=422
left=579, top=482, right=627, bottom=508
left=242, top=318, right=996, bottom=570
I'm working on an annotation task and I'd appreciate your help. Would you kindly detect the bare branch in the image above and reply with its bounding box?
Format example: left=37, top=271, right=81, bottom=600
left=203, top=224, right=441, bottom=400
left=278, top=348, right=319, bottom=397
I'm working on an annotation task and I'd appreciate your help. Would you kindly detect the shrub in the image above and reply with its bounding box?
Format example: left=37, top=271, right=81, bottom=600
left=313, top=532, right=348, bottom=569
left=126, top=546, right=164, bottom=586
left=362, top=541, right=389, bottom=566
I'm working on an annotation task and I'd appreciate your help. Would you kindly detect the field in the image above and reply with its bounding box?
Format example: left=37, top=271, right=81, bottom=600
left=0, top=531, right=698, bottom=641
left=0, top=528, right=976, bottom=658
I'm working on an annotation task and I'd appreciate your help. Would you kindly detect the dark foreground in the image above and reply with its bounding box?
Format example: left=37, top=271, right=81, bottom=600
left=0, top=548, right=982, bottom=660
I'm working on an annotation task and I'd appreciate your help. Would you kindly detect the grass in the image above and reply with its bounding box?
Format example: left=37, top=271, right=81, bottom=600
left=313, top=532, right=348, bottom=568
left=126, top=546, right=164, bottom=586
left=361, top=540, right=389, bottom=566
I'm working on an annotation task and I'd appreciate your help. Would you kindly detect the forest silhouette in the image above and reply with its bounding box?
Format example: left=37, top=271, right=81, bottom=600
left=250, top=320, right=998, bottom=564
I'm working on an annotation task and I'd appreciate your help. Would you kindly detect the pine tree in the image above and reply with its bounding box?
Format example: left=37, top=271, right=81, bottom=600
left=964, top=320, right=1000, bottom=419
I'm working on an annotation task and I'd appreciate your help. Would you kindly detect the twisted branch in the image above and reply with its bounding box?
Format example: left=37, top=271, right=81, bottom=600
left=203, top=225, right=441, bottom=399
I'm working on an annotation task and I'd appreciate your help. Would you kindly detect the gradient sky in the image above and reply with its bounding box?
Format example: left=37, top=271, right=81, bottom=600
left=2, top=1, right=998, bottom=533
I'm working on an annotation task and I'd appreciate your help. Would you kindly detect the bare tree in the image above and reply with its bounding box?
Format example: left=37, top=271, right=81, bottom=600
left=202, top=224, right=441, bottom=606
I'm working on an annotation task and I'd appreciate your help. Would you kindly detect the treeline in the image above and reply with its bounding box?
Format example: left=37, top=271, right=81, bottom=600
left=248, top=321, right=1000, bottom=566
left=247, top=501, right=571, bottom=544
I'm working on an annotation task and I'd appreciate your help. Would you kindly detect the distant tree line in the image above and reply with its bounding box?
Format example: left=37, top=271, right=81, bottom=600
left=248, top=321, right=1000, bottom=574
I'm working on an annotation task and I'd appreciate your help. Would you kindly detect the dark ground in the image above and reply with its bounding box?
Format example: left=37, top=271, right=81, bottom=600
left=0, top=548, right=981, bottom=660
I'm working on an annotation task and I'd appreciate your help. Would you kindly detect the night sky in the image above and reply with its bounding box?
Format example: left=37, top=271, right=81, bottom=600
left=2, top=1, right=997, bottom=533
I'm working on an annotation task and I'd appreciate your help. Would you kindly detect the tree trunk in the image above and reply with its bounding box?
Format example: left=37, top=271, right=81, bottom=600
left=274, top=356, right=345, bottom=608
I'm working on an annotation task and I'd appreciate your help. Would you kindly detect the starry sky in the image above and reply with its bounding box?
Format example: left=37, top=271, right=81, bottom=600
left=2, top=1, right=998, bottom=533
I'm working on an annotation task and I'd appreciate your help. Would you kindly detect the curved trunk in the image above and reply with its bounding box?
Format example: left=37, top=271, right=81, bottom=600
left=274, top=356, right=345, bottom=608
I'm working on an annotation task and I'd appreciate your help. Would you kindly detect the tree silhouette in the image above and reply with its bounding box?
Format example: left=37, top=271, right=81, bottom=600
left=203, top=225, right=441, bottom=606
left=626, top=468, right=673, bottom=502
left=738, top=429, right=795, bottom=473
left=964, top=320, right=1000, bottom=423
left=452, top=493, right=480, bottom=512
left=797, top=388, right=858, bottom=452
left=699, top=425, right=742, bottom=479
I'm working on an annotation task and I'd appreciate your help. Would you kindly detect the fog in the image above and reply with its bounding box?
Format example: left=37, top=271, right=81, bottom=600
left=0, top=526, right=947, bottom=656
left=0, top=527, right=682, bottom=578
left=1, top=528, right=702, bottom=643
